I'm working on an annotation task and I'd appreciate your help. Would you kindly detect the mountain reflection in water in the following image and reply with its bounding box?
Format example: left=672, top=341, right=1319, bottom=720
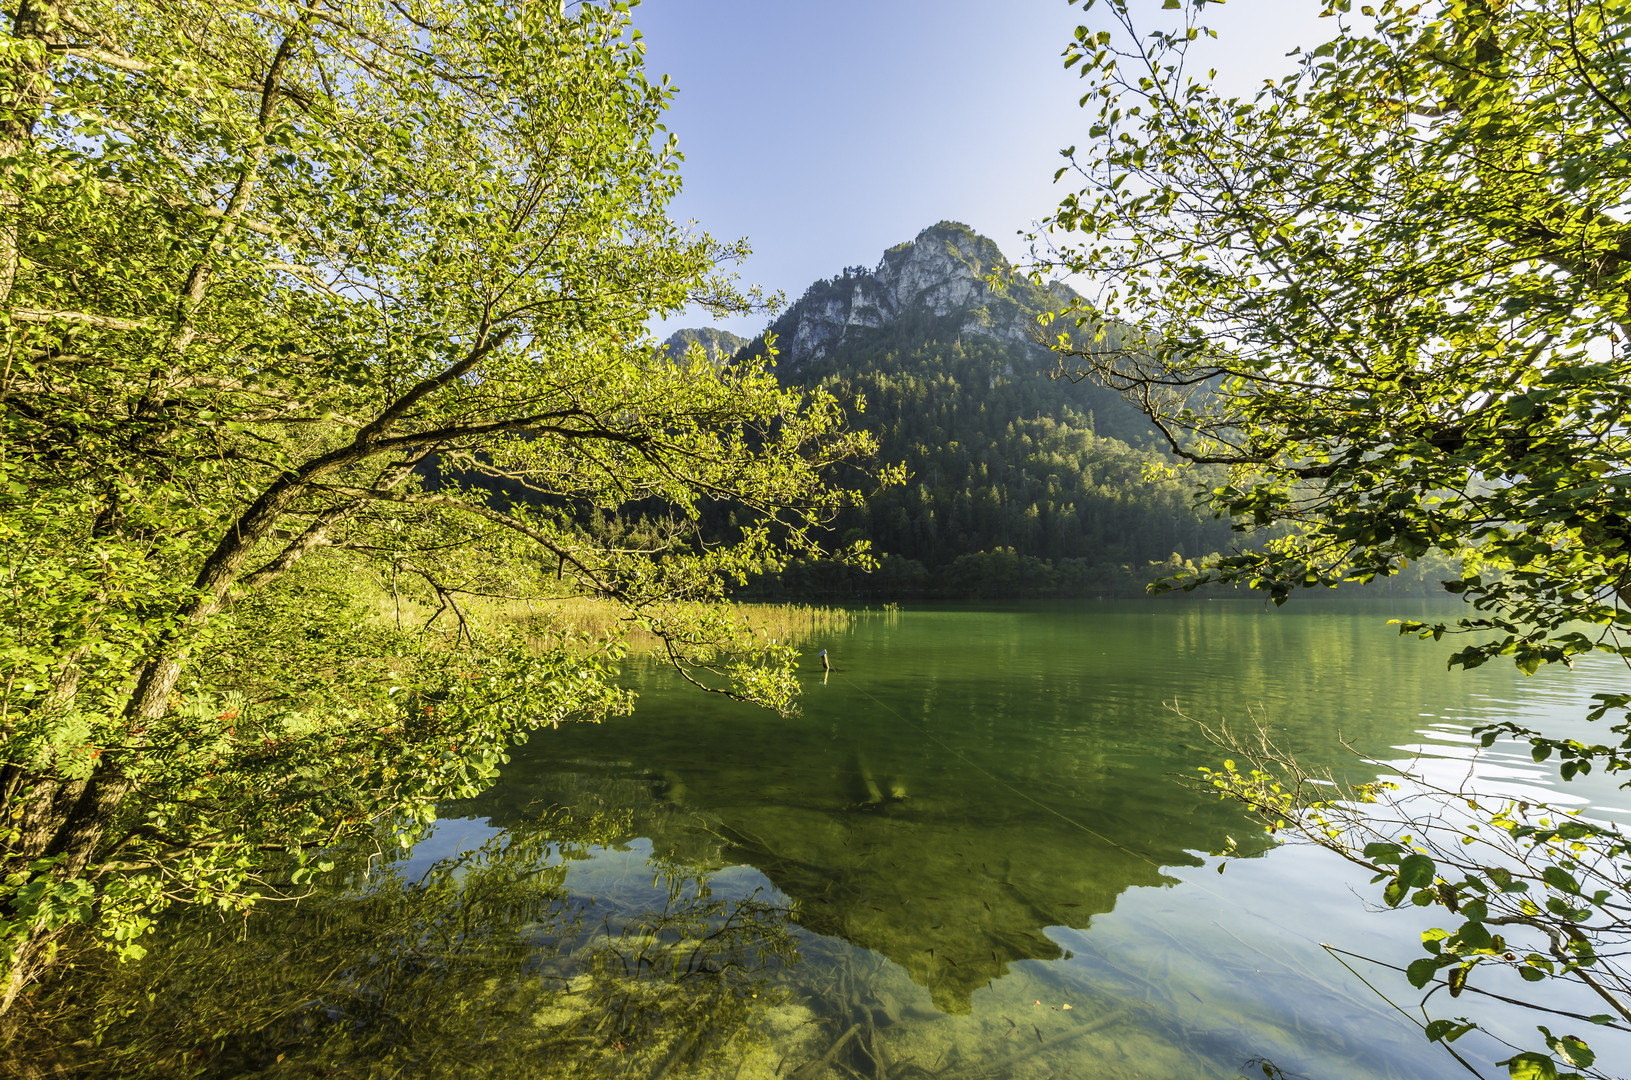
left=481, top=748, right=1196, bottom=1015
left=467, top=602, right=1499, bottom=1018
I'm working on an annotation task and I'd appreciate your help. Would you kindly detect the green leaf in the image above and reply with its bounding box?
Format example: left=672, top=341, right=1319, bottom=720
left=1539, top=1027, right=1595, bottom=1069
left=1543, top=867, right=1581, bottom=895
left=1425, top=1018, right=1475, bottom=1044
left=1500, top=1053, right=1558, bottom=1080
left=1397, top=853, right=1435, bottom=888
left=1454, top=920, right=1493, bottom=950
left=1447, top=964, right=1470, bottom=997
left=1406, top=956, right=1441, bottom=988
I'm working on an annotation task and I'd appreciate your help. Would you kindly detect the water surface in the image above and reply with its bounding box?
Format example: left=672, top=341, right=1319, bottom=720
left=111, top=599, right=1631, bottom=1079
left=414, top=599, right=1629, bottom=1079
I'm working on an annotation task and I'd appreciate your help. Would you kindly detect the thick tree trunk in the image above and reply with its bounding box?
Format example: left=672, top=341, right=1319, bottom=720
left=0, top=923, right=61, bottom=1021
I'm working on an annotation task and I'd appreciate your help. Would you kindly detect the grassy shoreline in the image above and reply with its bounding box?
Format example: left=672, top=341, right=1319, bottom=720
left=359, top=585, right=865, bottom=654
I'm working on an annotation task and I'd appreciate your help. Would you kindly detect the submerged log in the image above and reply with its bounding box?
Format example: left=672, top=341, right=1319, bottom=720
left=790, top=1021, right=862, bottom=1080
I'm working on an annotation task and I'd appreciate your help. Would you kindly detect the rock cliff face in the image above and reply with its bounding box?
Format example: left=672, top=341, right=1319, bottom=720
left=659, top=326, right=749, bottom=365
left=753, top=221, right=1076, bottom=372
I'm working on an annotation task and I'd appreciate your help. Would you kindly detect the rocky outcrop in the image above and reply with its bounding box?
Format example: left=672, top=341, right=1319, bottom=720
left=756, top=221, right=1077, bottom=372
left=660, top=326, right=750, bottom=365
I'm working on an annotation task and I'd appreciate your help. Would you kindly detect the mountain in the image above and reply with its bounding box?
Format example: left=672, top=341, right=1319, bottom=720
left=737, top=221, right=1150, bottom=447
left=660, top=326, right=749, bottom=365
left=711, top=221, right=1235, bottom=600
left=748, top=222, right=1073, bottom=372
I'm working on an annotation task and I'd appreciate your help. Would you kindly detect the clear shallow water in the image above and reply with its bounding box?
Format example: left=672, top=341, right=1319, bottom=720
left=110, top=600, right=1628, bottom=1078
left=400, top=598, right=1629, bottom=1079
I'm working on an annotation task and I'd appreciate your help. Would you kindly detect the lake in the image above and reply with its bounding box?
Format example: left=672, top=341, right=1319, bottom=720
left=113, top=599, right=1631, bottom=1078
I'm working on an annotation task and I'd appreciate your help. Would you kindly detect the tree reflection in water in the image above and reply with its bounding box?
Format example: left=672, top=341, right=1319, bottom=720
left=25, top=808, right=798, bottom=1079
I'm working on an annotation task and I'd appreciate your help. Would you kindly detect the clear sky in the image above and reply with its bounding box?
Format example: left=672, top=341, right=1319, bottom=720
left=635, top=1, right=1330, bottom=338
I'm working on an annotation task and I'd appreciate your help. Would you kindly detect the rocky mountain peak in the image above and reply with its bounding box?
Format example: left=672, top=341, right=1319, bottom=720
left=873, top=220, right=1008, bottom=314
left=659, top=326, right=749, bottom=365
left=757, top=222, right=1072, bottom=371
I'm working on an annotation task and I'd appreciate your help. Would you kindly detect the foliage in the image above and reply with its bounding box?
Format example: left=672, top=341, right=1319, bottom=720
left=15, top=808, right=797, bottom=1078
left=661, top=325, right=751, bottom=365
left=1039, top=0, right=1631, bottom=1072
left=1197, top=724, right=1630, bottom=1078
left=812, top=333, right=1222, bottom=572
left=0, top=0, right=873, bottom=1011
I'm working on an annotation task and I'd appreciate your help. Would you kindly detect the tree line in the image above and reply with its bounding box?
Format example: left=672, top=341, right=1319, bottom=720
left=700, top=263, right=1240, bottom=600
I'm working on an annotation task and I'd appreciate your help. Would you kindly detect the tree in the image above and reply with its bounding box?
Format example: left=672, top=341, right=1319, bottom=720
left=0, top=0, right=875, bottom=1014
left=1038, top=0, right=1631, bottom=1073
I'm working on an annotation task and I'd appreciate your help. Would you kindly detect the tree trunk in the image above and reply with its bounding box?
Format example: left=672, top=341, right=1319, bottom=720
left=0, top=0, right=63, bottom=307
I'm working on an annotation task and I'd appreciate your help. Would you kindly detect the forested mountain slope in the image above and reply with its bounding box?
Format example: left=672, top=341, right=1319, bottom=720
left=706, top=222, right=1236, bottom=599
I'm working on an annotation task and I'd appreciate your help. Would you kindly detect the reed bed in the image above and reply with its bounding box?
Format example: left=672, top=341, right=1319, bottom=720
left=361, top=585, right=863, bottom=654
left=510, top=597, right=860, bottom=653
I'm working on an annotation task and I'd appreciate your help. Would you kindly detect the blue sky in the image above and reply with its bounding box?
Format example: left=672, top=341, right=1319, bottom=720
left=636, top=1, right=1328, bottom=338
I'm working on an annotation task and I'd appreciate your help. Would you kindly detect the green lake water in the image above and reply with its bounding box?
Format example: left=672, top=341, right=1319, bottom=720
left=124, top=600, right=1631, bottom=1078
